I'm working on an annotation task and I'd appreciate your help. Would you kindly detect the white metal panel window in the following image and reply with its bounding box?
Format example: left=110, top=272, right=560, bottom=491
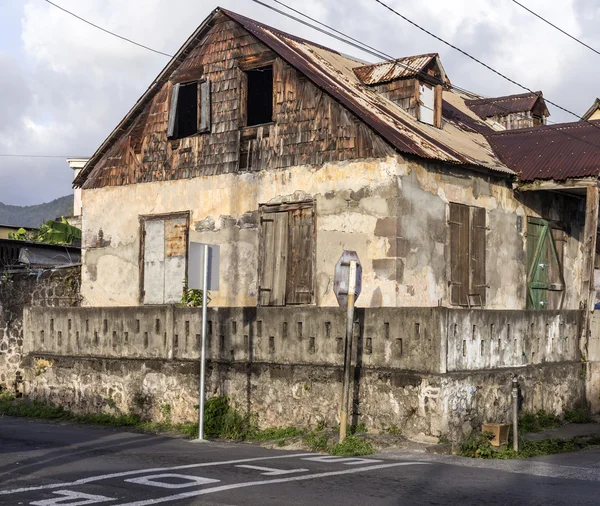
left=419, top=83, right=435, bottom=126
left=142, top=214, right=189, bottom=304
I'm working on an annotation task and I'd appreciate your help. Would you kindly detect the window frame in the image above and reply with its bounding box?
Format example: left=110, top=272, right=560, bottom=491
left=257, top=200, right=316, bottom=306
left=139, top=211, right=190, bottom=305
left=167, top=78, right=211, bottom=140
left=239, top=60, right=275, bottom=129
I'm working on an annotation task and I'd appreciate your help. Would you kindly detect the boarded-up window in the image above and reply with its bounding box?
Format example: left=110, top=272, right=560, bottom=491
left=258, top=203, right=314, bottom=306
left=526, top=217, right=565, bottom=310
left=449, top=203, right=486, bottom=306
left=141, top=214, right=189, bottom=304
left=167, top=79, right=211, bottom=139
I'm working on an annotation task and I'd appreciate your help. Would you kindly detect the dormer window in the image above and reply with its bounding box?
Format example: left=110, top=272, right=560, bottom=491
left=167, top=79, right=211, bottom=139
left=353, top=53, right=447, bottom=129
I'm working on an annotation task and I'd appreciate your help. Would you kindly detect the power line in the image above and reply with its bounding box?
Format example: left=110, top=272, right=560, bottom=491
left=512, top=0, right=600, bottom=57
left=0, top=154, right=77, bottom=159
left=254, top=0, right=600, bottom=153
left=371, top=0, right=593, bottom=125
left=43, top=0, right=173, bottom=57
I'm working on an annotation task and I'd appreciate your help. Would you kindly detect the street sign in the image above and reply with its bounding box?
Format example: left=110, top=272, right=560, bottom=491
left=188, top=243, right=220, bottom=291
left=333, top=250, right=362, bottom=308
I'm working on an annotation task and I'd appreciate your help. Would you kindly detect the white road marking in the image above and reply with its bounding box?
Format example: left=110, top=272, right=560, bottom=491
left=125, top=474, right=219, bottom=489
left=235, top=465, right=309, bottom=476
left=30, top=490, right=115, bottom=505
left=0, top=453, right=314, bottom=496
left=302, top=456, right=382, bottom=465
left=113, top=462, right=430, bottom=506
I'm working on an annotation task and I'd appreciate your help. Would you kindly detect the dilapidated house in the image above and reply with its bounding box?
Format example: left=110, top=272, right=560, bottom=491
left=15, top=7, right=600, bottom=438
left=71, top=8, right=596, bottom=313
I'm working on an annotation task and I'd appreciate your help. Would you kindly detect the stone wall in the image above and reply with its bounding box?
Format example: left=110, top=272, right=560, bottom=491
left=22, top=305, right=585, bottom=440
left=0, top=267, right=80, bottom=392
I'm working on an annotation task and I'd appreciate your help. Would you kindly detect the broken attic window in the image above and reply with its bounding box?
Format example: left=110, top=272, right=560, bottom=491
left=246, top=66, right=273, bottom=126
left=167, top=80, right=210, bottom=139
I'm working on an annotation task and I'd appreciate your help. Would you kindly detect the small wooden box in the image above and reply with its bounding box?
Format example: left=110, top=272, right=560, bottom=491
left=482, top=423, right=510, bottom=447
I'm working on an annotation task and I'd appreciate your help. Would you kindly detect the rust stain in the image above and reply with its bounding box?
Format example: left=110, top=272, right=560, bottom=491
left=165, top=220, right=187, bottom=257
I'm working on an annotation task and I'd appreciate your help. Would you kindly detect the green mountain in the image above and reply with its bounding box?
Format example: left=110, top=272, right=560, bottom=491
left=0, top=195, right=74, bottom=229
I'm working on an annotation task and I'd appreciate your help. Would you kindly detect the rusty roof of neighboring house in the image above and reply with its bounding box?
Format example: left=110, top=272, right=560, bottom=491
left=74, top=8, right=513, bottom=187
left=466, top=91, right=547, bottom=119
left=488, top=121, right=600, bottom=182
left=353, top=53, right=448, bottom=85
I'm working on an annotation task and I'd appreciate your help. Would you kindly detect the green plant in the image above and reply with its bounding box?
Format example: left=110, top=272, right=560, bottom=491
left=203, top=396, right=232, bottom=437
left=303, top=430, right=330, bottom=452
left=330, top=436, right=374, bottom=456
left=380, top=423, right=402, bottom=436
left=438, top=433, right=450, bottom=444
left=564, top=408, right=593, bottom=424
left=350, top=423, right=367, bottom=435
left=459, top=431, right=495, bottom=458
left=519, top=410, right=561, bottom=433
left=180, top=280, right=210, bottom=308
left=160, top=403, right=172, bottom=423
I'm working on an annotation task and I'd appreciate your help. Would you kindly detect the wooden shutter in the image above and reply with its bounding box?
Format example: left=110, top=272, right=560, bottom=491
left=167, top=83, right=180, bottom=139
left=286, top=207, right=314, bottom=304
left=449, top=203, right=469, bottom=305
left=199, top=78, right=211, bottom=133
left=469, top=206, right=486, bottom=305
left=258, top=211, right=288, bottom=306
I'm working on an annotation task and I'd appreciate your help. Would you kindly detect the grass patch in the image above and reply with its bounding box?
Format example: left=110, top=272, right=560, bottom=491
left=330, top=436, right=374, bottom=456
left=564, top=408, right=593, bottom=424
left=519, top=410, right=561, bottom=433
left=460, top=429, right=600, bottom=459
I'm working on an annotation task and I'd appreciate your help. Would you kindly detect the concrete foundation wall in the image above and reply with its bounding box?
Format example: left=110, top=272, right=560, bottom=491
left=21, top=306, right=585, bottom=440
left=81, top=156, right=586, bottom=310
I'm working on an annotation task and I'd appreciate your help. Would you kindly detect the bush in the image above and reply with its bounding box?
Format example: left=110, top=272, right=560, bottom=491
left=519, top=410, right=561, bottom=433
left=330, top=436, right=374, bottom=456
left=564, top=408, right=593, bottom=424
left=459, top=431, right=495, bottom=458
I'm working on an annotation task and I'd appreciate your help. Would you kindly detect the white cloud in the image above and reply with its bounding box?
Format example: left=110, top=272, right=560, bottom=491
left=0, top=0, right=599, bottom=205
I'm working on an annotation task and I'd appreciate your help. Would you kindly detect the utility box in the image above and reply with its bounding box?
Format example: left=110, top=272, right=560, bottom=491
left=482, top=423, right=510, bottom=447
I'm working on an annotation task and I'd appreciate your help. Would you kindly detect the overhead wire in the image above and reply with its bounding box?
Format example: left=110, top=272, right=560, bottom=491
left=511, top=0, right=600, bottom=57
left=254, top=0, right=600, bottom=153
left=371, top=0, right=596, bottom=126
left=43, top=0, right=173, bottom=57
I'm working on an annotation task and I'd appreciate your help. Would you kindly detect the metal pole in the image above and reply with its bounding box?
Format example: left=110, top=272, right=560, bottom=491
left=512, top=375, right=519, bottom=453
left=198, top=244, right=209, bottom=440
left=339, top=260, right=357, bottom=444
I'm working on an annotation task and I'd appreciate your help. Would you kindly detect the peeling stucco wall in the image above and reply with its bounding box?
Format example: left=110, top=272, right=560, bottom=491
left=81, top=155, right=586, bottom=309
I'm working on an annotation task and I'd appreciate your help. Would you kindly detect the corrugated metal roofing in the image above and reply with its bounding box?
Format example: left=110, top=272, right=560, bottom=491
left=466, top=92, right=543, bottom=119
left=488, top=121, right=600, bottom=182
left=353, top=54, right=438, bottom=85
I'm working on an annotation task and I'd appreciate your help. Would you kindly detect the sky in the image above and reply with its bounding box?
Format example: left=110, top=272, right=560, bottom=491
left=1, top=0, right=599, bottom=206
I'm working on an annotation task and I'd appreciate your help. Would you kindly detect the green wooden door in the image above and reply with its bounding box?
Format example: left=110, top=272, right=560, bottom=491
left=526, top=218, right=565, bottom=309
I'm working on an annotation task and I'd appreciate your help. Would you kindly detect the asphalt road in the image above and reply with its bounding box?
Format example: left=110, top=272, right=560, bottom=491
left=2, top=418, right=600, bottom=505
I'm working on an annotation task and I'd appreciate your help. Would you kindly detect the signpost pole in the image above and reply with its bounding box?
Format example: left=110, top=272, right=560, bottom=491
left=339, top=260, right=357, bottom=444
left=198, top=244, right=209, bottom=440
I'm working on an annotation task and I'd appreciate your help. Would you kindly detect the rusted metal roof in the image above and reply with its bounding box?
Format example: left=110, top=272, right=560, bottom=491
left=74, top=8, right=512, bottom=187
left=466, top=92, right=545, bottom=119
left=488, top=121, right=600, bottom=181
left=353, top=53, right=441, bottom=85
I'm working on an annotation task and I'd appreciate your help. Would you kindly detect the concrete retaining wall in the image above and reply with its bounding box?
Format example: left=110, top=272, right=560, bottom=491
left=20, top=306, right=585, bottom=440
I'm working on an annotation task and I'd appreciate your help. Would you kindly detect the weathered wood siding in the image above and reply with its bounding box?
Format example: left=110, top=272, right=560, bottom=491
left=372, top=78, right=419, bottom=120
left=83, top=12, right=394, bottom=190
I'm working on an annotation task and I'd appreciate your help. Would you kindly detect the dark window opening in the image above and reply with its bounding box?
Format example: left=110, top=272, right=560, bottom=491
left=246, top=66, right=273, bottom=126
left=176, top=82, right=198, bottom=139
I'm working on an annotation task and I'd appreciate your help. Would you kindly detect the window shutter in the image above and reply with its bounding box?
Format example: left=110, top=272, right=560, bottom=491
left=199, top=78, right=211, bottom=133
left=286, top=207, right=314, bottom=304
left=258, top=211, right=288, bottom=306
left=167, top=83, right=180, bottom=139
left=449, top=203, right=469, bottom=305
left=469, top=206, right=486, bottom=305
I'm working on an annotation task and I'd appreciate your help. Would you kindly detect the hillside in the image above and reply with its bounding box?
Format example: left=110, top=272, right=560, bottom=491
left=0, top=195, right=74, bottom=228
